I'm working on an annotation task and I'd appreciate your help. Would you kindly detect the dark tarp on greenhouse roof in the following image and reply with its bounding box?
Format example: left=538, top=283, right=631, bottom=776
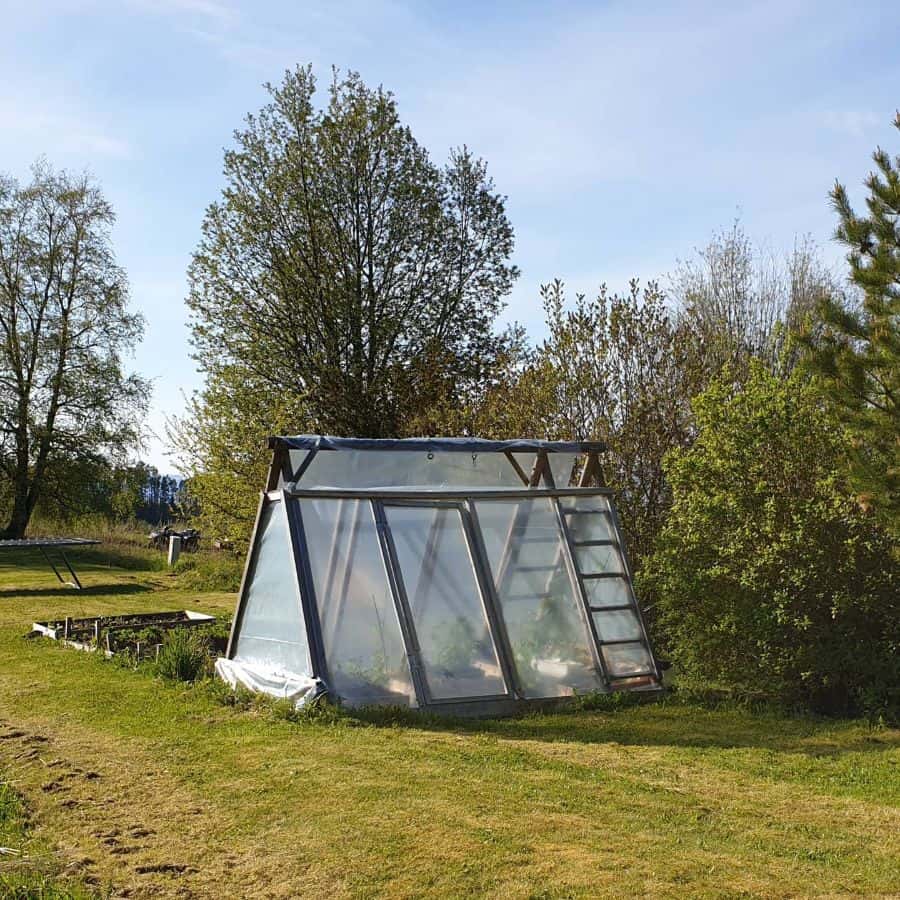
left=270, top=435, right=607, bottom=454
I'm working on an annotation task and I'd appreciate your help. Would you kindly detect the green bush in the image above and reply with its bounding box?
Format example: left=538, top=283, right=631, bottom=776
left=641, top=363, right=899, bottom=719
left=155, top=629, right=210, bottom=682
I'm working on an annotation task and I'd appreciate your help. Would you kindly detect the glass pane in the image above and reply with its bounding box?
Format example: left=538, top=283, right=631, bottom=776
left=287, top=449, right=310, bottom=481
left=562, top=494, right=610, bottom=512
left=234, top=501, right=310, bottom=674
left=475, top=499, right=603, bottom=699
left=300, top=498, right=414, bottom=706
left=592, top=609, right=642, bottom=642
left=301, top=450, right=524, bottom=489
left=584, top=576, right=632, bottom=608
left=602, top=642, right=653, bottom=677
left=386, top=505, right=506, bottom=700
left=548, top=453, right=576, bottom=488
left=565, top=508, right=616, bottom=544
left=575, top=545, right=624, bottom=574
left=511, top=452, right=534, bottom=484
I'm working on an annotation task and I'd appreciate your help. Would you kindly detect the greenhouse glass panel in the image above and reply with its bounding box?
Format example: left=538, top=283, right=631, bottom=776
left=233, top=501, right=310, bottom=674
left=511, top=452, right=534, bottom=481
left=592, top=609, right=642, bottom=642
left=386, top=504, right=506, bottom=700
left=300, top=498, right=414, bottom=706
left=564, top=507, right=617, bottom=544
left=475, top=499, right=603, bottom=698
left=288, top=449, right=309, bottom=480
left=575, top=544, right=624, bottom=574
left=548, top=453, right=577, bottom=487
left=584, top=576, right=632, bottom=608
left=300, top=450, right=524, bottom=489
left=602, top=642, right=654, bottom=677
left=562, top=495, right=610, bottom=513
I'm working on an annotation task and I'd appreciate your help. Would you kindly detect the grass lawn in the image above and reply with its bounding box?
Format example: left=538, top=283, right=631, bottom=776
left=1, top=546, right=898, bottom=898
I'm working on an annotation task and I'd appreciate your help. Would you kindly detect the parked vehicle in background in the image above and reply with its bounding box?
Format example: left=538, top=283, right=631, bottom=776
left=149, top=526, right=201, bottom=553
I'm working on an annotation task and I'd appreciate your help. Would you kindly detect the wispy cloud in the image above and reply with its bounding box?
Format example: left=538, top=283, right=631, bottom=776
left=0, top=97, right=132, bottom=161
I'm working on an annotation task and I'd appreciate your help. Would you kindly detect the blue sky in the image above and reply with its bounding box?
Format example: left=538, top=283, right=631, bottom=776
left=2, top=0, right=898, bottom=471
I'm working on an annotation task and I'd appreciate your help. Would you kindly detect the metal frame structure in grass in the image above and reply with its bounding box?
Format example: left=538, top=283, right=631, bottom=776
left=0, top=538, right=100, bottom=589
left=220, top=436, right=661, bottom=716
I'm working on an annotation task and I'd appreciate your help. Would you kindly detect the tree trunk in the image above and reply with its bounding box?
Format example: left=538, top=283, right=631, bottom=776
left=1, top=466, right=32, bottom=539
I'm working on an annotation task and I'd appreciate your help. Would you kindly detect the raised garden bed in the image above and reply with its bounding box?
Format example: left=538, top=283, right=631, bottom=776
left=30, top=610, right=218, bottom=659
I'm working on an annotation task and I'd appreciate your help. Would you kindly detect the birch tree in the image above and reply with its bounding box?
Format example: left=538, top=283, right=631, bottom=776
left=0, top=162, right=147, bottom=538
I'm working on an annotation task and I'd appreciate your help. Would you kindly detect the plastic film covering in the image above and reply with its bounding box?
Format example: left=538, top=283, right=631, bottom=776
left=299, top=449, right=525, bottom=490
left=300, top=498, right=415, bottom=706
left=276, top=435, right=604, bottom=453
left=386, top=505, right=507, bottom=700
left=232, top=501, right=311, bottom=675
left=475, top=499, right=603, bottom=698
left=215, top=658, right=324, bottom=706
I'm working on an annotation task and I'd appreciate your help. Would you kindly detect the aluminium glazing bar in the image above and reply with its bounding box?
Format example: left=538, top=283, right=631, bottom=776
left=287, top=496, right=330, bottom=683
left=225, top=491, right=267, bottom=658
left=370, top=499, right=431, bottom=707
left=463, top=501, right=523, bottom=701
left=280, top=487, right=615, bottom=500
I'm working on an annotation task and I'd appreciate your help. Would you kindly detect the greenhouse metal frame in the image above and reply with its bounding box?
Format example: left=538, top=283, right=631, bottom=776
left=219, top=436, right=661, bottom=716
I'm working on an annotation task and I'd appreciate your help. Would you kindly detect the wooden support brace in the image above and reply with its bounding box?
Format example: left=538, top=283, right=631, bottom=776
left=578, top=451, right=606, bottom=488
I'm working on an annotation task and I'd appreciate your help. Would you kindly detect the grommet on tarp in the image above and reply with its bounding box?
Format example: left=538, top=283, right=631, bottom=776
left=427, top=451, right=434, bottom=460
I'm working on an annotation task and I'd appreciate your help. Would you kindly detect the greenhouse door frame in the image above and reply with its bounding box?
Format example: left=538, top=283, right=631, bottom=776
left=374, top=498, right=521, bottom=707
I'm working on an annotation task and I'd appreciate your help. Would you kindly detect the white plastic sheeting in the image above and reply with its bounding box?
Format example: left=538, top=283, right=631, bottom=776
left=215, top=658, right=324, bottom=706
left=232, top=501, right=311, bottom=674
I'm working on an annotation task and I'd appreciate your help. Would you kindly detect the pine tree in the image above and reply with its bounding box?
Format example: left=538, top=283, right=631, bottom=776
left=807, top=112, right=899, bottom=539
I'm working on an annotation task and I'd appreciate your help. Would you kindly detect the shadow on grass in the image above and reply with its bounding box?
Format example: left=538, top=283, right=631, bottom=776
left=0, top=582, right=155, bottom=599
left=339, top=694, right=899, bottom=756
left=0, top=544, right=165, bottom=574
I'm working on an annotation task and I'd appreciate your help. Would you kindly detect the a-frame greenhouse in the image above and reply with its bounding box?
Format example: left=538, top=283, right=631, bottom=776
left=217, top=436, right=661, bottom=715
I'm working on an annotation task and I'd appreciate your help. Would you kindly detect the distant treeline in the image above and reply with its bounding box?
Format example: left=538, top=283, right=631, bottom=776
left=0, top=459, right=195, bottom=528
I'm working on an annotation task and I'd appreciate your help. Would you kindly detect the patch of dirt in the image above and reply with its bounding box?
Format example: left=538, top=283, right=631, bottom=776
left=41, top=778, right=68, bottom=793
left=0, top=728, right=27, bottom=739
left=135, top=863, right=197, bottom=875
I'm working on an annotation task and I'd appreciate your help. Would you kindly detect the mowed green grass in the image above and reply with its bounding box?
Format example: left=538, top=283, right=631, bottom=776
left=0, top=548, right=898, bottom=899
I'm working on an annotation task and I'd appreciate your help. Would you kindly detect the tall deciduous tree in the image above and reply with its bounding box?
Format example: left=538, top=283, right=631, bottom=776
left=179, top=65, right=518, bottom=540
left=805, top=113, right=900, bottom=537
left=0, top=162, right=147, bottom=539
left=186, top=65, right=518, bottom=440
left=672, top=222, right=839, bottom=380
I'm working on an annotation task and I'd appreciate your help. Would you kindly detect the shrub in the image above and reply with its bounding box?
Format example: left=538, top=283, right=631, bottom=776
left=155, top=629, right=210, bottom=682
left=641, top=363, right=899, bottom=719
